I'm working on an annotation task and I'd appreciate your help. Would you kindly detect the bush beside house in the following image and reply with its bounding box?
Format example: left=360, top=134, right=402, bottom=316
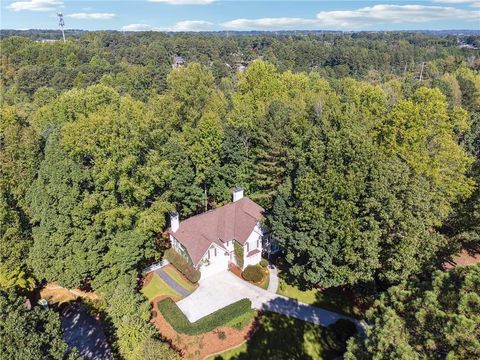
left=164, top=248, right=201, bottom=283
left=259, top=259, right=268, bottom=268
left=157, top=298, right=252, bottom=335
left=242, top=265, right=264, bottom=283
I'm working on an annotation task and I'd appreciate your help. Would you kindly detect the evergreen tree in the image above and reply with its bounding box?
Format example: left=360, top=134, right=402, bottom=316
left=346, top=264, right=480, bottom=359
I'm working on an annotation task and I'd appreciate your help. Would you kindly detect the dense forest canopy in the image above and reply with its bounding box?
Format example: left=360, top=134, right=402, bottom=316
left=1, top=31, right=479, bottom=359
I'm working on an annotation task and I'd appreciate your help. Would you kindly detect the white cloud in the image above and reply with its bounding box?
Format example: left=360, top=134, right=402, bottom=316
left=148, top=0, right=215, bottom=4
left=433, top=0, right=475, bottom=3
left=122, top=20, right=213, bottom=32
left=432, top=0, right=480, bottom=6
left=121, top=23, right=160, bottom=31
left=171, top=20, right=213, bottom=31
left=66, top=13, right=116, bottom=20
left=223, top=17, right=317, bottom=30
left=7, top=0, right=63, bottom=12
left=222, top=4, right=480, bottom=30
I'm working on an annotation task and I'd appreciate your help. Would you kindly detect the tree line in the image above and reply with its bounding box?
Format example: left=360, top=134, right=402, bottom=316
left=1, top=31, right=479, bottom=359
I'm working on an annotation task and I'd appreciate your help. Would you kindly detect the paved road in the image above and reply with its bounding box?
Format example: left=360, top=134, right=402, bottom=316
left=61, top=303, right=113, bottom=360
left=176, top=271, right=364, bottom=332
left=154, top=267, right=191, bottom=298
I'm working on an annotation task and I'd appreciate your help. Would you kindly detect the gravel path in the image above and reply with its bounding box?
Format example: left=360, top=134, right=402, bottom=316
left=154, top=268, right=191, bottom=298
left=61, top=304, right=113, bottom=360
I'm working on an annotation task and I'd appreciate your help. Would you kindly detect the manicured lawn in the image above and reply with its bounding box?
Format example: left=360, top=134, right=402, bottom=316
left=206, top=343, right=247, bottom=360
left=224, top=308, right=257, bottom=330
left=277, top=278, right=363, bottom=319
left=278, top=279, right=317, bottom=304
left=210, top=312, right=356, bottom=359
left=163, top=266, right=198, bottom=293
left=157, top=298, right=253, bottom=335
left=141, top=273, right=181, bottom=301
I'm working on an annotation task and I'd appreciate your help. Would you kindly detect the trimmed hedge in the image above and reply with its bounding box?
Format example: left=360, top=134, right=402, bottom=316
left=157, top=297, right=252, bottom=335
left=164, top=248, right=201, bottom=283
left=242, top=265, right=264, bottom=283
left=259, top=259, right=268, bottom=268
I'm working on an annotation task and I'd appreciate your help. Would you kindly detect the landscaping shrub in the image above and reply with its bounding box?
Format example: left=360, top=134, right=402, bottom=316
left=242, top=265, right=264, bottom=283
left=157, top=298, right=252, bottom=335
left=164, top=248, right=201, bottom=283
left=216, top=330, right=226, bottom=340
left=259, top=259, right=268, bottom=268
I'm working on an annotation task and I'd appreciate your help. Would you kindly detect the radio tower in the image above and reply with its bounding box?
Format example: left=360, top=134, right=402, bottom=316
left=57, top=12, right=65, bottom=43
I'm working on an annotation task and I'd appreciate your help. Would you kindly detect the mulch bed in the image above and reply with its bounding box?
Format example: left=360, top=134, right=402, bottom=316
left=142, top=272, right=154, bottom=287
left=151, top=299, right=256, bottom=360
left=229, top=263, right=243, bottom=278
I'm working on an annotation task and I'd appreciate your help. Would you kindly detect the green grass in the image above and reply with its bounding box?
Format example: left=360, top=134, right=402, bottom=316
left=277, top=278, right=363, bottom=319
left=277, top=279, right=317, bottom=304
left=210, top=312, right=356, bottom=359
left=224, top=308, right=256, bottom=330
left=163, top=266, right=198, bottom=293
left=141, top=273, right=181, bottom=301
left=157, top=298, right=252, bottom=335
left=206, top=343, right=247, bottom=360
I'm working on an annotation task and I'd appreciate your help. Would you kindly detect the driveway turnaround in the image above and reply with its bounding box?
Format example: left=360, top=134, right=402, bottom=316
left=176, top=271, right=364, bottom=331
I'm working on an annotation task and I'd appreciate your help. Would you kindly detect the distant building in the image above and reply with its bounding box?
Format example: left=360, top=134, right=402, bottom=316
left=172, top=55, right=186, bottom=69
left=237, top=64, right=247, bottom=73
left=36, top=39, right=57, bottom=44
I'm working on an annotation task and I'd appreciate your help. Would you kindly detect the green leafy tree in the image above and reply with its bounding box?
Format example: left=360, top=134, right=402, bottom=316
left=381, top=87, right=474, bottom=218
left=27, top=131, right=95, bottom=288
left=346, top=264, right=480, bottom=359
left=0, top=288, right=78, bottom=360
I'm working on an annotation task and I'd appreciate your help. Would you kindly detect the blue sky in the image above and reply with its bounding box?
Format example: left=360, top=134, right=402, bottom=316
left=1, top=0, right=479, bottom=31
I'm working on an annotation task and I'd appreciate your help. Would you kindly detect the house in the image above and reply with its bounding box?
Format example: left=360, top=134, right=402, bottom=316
left=168, top=188, right=270, bottom=278
left=172, top=55, right=186, bottom=69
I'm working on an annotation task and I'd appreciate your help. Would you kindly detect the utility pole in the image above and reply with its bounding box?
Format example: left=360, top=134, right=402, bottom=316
left=58, top=13, right=65, bottom=43
left=419, top=61, right=425, bottom=81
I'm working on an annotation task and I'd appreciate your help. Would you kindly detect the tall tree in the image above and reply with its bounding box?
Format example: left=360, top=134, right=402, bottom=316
left=346, top=264, right=480, bottom=359
left=27, top=131, right=95, bottom=288
left=0, top=288, right=78, bottom=360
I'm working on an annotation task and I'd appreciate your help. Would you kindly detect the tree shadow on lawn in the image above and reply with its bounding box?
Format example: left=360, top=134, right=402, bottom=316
left=276, top=259, right=369, bottom=319
left=214, top=299, right=356, bottom=360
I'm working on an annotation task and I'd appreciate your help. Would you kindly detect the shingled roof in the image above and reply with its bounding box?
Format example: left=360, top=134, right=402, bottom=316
left=170, top=197, right=264, bottom=266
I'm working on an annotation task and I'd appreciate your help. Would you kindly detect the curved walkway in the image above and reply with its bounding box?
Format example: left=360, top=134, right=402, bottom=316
left=176, top=271, right=365, bottom=333
left=266, top=264, right=279, bottom=293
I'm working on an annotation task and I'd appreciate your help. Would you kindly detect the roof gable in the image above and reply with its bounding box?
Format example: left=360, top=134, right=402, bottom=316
left=170, top=197, right=264, bottom=265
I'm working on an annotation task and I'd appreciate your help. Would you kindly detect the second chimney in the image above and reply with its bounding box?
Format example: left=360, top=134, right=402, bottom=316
left=170, top=212, right=179, bottom=233
left=233, top=187, right=244, bottom=202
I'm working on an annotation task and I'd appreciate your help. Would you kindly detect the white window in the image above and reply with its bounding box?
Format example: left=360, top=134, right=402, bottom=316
left=246, top=242, right=249, bottom=252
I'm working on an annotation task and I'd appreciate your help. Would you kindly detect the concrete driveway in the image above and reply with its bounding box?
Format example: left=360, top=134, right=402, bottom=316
left=176, top=271, right=364, bottom=331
